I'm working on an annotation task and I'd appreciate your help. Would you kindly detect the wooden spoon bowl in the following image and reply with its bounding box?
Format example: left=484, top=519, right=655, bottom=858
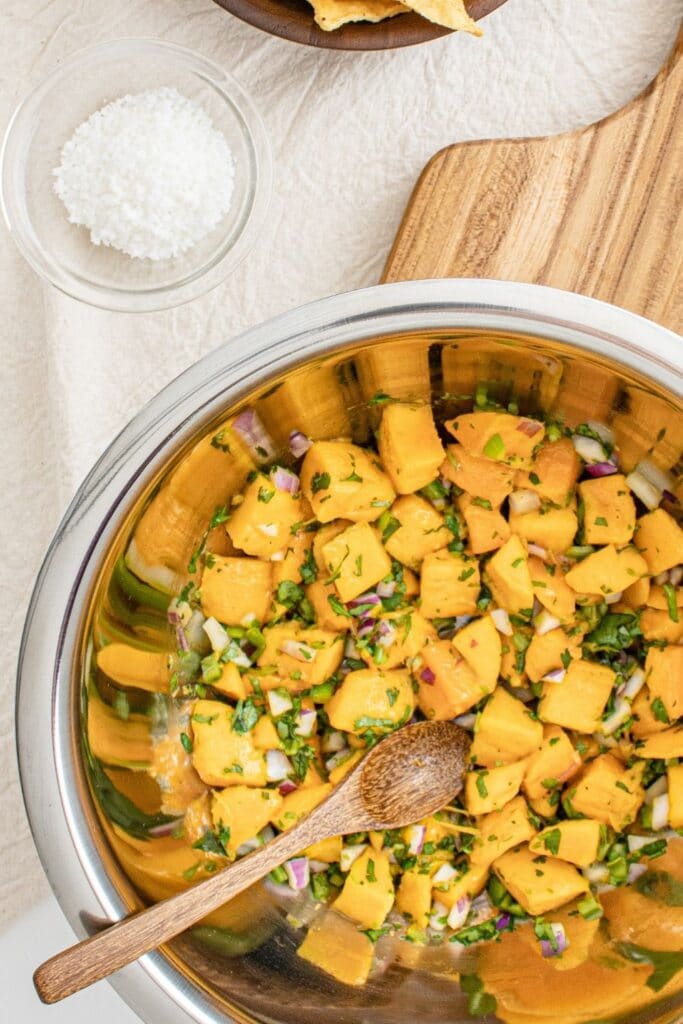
left=211, top=0, right=507, bottom=51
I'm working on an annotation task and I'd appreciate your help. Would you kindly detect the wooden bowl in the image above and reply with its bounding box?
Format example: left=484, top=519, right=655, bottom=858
left=211, top=0, right=507, bottom=50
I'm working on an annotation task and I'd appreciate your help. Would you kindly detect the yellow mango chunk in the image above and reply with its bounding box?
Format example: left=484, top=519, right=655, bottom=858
left=384, top=495, right=449, bottom=570
left=640, top=607, right=683, bottom=643
left=441, top=443, right=514, bottom=507
left=485, top=536, right=534, bottom=614
left=528, top=557, right=576, bottom=621
left=377, top=403, right=445, bottom=494
left=529, top=819, right=603, bottom=867
left=631, top=685, right=671, bottom=738
left=418, top=640, right=490, bottom=720
left=492, top=844, right=588, bottom=916
left=326, top=667, right=415, bottom=736
left=645, top=645, right=683, bottom=720
left=647, top=583, right=683, bottom=609
left=515, top=438, right=580, bottom=505
left=634, top=507, right=683, bottom=574
left=258, top=624, right=345, bottom=689
left=272, top=529, right=314, bottom=587
left=252, top=714, right=281, bottom=750
left=446, top=412, right=545, bottom=468
left=396, top=865, right=436, bottom=929
left=213, top=661, right=249, bottom=701
left=524, top=628, right=578, bottom=684
left=272, top=784, right=332, bottom=831
left=471, top=688, right=543, bottom=767
left=579, top=475, right=636, bottom=546
left=96, top=644, right=169, bottom=692
left=668, top=764, right=683, bottom=829
left=569, top=754, right=645, bottom=830
left=622, top=575, right=651, bottom=610
left=634, top=724, right=683, bottom=759
left=300, top=441, right=395, bottom=524
left=419, top=549, right=480, bottom=618
left=297, top=910, right=375, bottom=987
left=432, top=862, right=489, bottom=909
left=200, top=555, right=272, bottom=625
left=465, top=759, right=528, bottom=815
left=191, top=700, right=267, bottom=787
left=538, top=659, right=616, bottom=734
left=226, top=474, right=303, bottom=558
left=523, top=725, right=581, bottom=808
left=564, top=544, right=647, bottom=596
left=452, top=614, right=502, bottom=690
left=333, top=849, right=395, bottom=930
left=312, top=520, right=352, bottom=571
left=305, top=579, right=351, bottom=631
left=358, top=609, right=435, bottom=671
left=306, top=836, right=342, bottom=863
left=211, top=786, right=282, bottom=858
left=322, top=522, right=392, bottom=603
left=463, top=502, right=511, bottom=554
left=509, top=507, right=578, bottom=554
left=470, top=795, right=537, bottom=867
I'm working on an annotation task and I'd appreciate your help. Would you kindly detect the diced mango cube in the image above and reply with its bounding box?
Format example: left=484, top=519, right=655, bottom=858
left=432, top=862, right=489, bottom=910
left=492, top=844, right=588, bottom=916
left=510, top=508, right=578, bottom=554
left=463, top=502, right=511, bottom=554
left=565, top=544, right=647, bottom=596
left=326, top=667, right=415, bottom=736
left=525, top=628, right=578, bottom=684
left=485, top=536, right=534, bottom=614
left=213, top=661, right=249, bottom=702
left=441, top=443, right=514, bottom=507
left=515, top=438, right=580, bottom=505
left=579, top=475, right=636, bottom=546
left=226, top=474, right=303, bottom=558
left=470, top=795, right=537, bottom=867
left=272, top=784, right=332, bottom=831
left=538, top=659, right=615, bottom=734
left=333, top=849, right=395, bottom=930
left=445, top=412, right=545, bottom=468
left=377, top=403, right=445, bottom=494
left=322, top=522, right=392, bottom=603
left=634, top=724, right=683, bottom=759
left=452, top=614, right=502, bottom=690
left=529, top=819, right=603, bottom=868
left=417, top=640, right=490, bottom=720
left=301, top=441, right=395, bottom=524
left=465, top=759, right=528, bottom=815
left=569, top=754, right=645, bottom=830
left=201, top=555, right=272, bottom=625
left=258, top=624, right=345, bottom=689
left=523, top=725, right=581, bottom=809
left=191, top=700, right=266, bottom=787
left=419, top=549, right=480, bottom=618
left=645, top=645, right=683, bottom=721
left=211, top=786, right=282, bottom=858
left=384, top=495, right=449, bottom=570
left=396, top=865, right=436, bottom=929
left=528, top=557, right=576, bottom=621
left=471, top=688, right=543, bottom=767
left=634, top=508, right=683, bottom=575
left=668, top=764, right=683, bottom=829
left=297, top=910, right=375, bottom=987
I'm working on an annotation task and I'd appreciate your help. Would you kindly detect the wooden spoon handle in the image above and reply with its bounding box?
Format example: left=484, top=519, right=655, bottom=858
left=33, top=808, right=332, bottom=1004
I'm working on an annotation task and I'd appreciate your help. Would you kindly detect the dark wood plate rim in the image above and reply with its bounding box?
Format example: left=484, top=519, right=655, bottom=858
left=210, top=0, right=507, bottom=51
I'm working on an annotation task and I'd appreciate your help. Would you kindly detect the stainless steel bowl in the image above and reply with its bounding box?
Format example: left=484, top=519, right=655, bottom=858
left=16, top=279, right=683, bottom=1024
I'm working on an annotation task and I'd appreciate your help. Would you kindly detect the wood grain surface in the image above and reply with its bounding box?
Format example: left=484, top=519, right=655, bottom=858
left=211, top=0, right=505, bottom=51
left=33, top=721, right=469, bottom=1005
left=382, top=26, right=683, bottom=333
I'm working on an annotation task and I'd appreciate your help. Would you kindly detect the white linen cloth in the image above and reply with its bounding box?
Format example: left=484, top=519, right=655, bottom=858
left=1, top=0, right=680, bottom=928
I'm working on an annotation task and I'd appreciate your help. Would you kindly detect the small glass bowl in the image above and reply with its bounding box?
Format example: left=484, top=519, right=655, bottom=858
left=1, top=38, right=271, bottom=312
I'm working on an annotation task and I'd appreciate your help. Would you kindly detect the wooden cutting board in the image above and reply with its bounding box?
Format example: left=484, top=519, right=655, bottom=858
left=382, top=26, right=683, bottom=334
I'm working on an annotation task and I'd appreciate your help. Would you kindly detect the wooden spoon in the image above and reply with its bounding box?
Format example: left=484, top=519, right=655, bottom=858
left=34, top=719, right=470, bottom=1004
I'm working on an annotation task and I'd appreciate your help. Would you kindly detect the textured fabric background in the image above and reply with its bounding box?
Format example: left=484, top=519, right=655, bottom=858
left=1, top=0, right=681, bottom=927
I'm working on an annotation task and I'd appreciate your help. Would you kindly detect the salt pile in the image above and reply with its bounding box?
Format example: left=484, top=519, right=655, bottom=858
left=53, top=86, right=234, bottom=261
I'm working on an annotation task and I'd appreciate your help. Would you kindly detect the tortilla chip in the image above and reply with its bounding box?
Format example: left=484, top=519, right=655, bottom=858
left=401, top=0, right=482, bottom=33
left=311, top=0, right=409, bottom=31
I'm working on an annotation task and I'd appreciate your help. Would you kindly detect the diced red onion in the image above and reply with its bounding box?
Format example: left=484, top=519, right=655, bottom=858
left=527, top=543, right=548, bottom=559
left=654, top=570, right=670, bottom=586
left=344, top=637, right=360, bottom=659
left=284, top=857, right=310, bottom=891
left=573, top=435, right=608, bottom=464
left=582, top=863, right=609, bottom=885
left=495, top=913, right=512, bottom=931
left=377, top=622, right=396, bottom=648
left=322, top=730, right=346, bottom=753
left=267, top=689, right=293, bottom=716
left=266, top=749, right=293, bottom=782
left=585, top=461, right=619, bottom=478
left=280, top=639, right=317, bottom=662
left=421, top=667, right=436, bottom=685
left=517, top=419, right=543, bottom=437
left=669, top=566, right=683, bottom=586
left=175, top=626, right=189, bottom=653
left=271, top=466, right=300, bottom=494
left=585, top=421, right=615, bottom=446
left=651, top=793, right=670, bottom=830
left=224, top=640, right=252, bottom=669
left=185, top=610, right=208, bottom=649
left=627, top=835, right=657, bottom=854
left=453, top=712, right=477, bottom=730
left=405, top=824, right=426, bottom=856
left=295, top=709, right=317, bottom=738
left=203, top=616, right=229, bottom=653
left=601, top=696, right=631, bottom=735
left=148, top=817, right=183, bottom=838
left=376, top=580, right=396, bottom=598
left=325, top=748, right=351, bottom=772
left=540, top=922, right=568, bottom=958
left=605, top=591, right=623, bottom=605
left=645, top=776, right=668, bottom=804
left=638, top=458, right=675, bottom=494
left=626, top=469, right=661, bottom=511
left=429, top=900, right=449, bottom=932
left=535, top=609, right=561, bottom=636
left=348, top=592, right=381, bottom=608
left=509, top=489, right=541, bottom=515
left=508, top=685, right=534, bottom=703
left=340, top=844, right=367, bottom=872
left=490, top=608, right=513, bottom=636
left=233, top=409, right=275, bottom=462
left=357, top=621, right=375, bottom=639
left=541, top=668, right=566, bottom=684
left=432, top=863, right=458, bottom=885
left=278, top=779, right=298, bottom=795
left=623, top=668, right=645, bottom=701
left=447, top=896, right=471, bottom=931
left=237, top=836, right=263, bottom=856
left=627, top=862, right=648, bottom=884
left=260, top=825, right=275, bottom=844
left=289, top=430, right=312, bottom=458
left=309, top=859, right=330, bottom=874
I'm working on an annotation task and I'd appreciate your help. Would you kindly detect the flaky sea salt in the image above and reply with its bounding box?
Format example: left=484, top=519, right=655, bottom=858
left=53, top=86, right=234, bottom=261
